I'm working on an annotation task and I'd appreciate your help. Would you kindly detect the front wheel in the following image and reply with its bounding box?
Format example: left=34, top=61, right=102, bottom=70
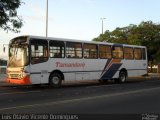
left=49, top=73, right=62, bottom=88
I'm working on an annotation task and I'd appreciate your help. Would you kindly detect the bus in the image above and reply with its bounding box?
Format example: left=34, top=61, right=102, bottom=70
left=6, top=35, right=148, bottom=87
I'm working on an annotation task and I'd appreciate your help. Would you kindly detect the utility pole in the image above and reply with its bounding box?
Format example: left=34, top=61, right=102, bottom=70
left=101, top=18, right=106, bottom=34
left=46, top=0, right=48, bottom=37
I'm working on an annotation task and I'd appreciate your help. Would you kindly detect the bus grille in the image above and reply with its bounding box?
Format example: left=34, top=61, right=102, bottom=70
left=10, top=74, right=21, bottom=79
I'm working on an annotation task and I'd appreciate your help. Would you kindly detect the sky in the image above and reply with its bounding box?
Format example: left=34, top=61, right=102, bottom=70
left=0, top=0, right=160, bottom=59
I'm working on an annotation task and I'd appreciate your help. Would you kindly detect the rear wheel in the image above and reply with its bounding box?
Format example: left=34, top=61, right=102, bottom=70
left=115, top=71, right=127, bottom=83
left=98, top=79, right=108, bottom=84
left=49, top=73, right=62, bottom=88
left=119, top=71, right=127, bottom=83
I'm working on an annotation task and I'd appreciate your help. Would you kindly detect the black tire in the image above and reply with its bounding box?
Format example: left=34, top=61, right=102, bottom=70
left=98, top=79, right=108, bottom=84
left=33, top=84, right=41, bottom=87
left=118, top=71, right=127, bottom=83
left=49, top=73, right=62, bottom=88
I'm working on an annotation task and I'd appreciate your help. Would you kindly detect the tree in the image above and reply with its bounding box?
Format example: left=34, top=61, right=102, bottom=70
left=136, top=21, right=160, bottom=63
left=93, top=21, right=160, bottom=63
left=93, top=30, right=112, bottom=42
left=0, top=0, right=23, bottom=33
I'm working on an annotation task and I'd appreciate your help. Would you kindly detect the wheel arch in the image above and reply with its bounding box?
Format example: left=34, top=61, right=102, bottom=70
left=49, top=70, right=65, bottom=81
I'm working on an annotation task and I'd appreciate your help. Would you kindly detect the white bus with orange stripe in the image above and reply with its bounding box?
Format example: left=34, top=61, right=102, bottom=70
left=6, top=36, right=148, bottom=87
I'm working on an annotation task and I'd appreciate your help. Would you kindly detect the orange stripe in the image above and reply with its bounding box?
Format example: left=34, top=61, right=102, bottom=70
left=6, top=76, right=31, bottom=85
left=112, top=59, right=121, bottom=63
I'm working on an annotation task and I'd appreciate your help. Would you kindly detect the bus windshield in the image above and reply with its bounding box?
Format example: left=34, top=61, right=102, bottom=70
left=8, top=37, right=29, bottom=68
left=8, top=45, right=29, bottom=67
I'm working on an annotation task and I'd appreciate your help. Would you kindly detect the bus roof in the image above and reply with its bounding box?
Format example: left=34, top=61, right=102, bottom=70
left=12, top=35, right=146, bottom=48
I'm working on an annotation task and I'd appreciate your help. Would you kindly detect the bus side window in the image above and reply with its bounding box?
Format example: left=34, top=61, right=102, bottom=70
left=112, top=46, right=123, bottom=59
left=83, top=44, right=98, bottom=59
left=124, top=47, right=134, bottom=59
left=99, top=45, right=112, bottom=59
left=30, top=39, right=48, bottom=64
left=66, top=42, right=82, bottom=58
left=49, top=41, right=65, bottom=58
left=134, top=48, right=142, bottom=60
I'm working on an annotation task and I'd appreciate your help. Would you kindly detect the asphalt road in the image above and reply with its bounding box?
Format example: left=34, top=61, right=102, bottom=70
left=0, top=78, right=160, bottom=119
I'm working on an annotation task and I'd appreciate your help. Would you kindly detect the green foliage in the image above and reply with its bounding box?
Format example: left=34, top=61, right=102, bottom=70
left=93, top=21, right=160, bottom=63
left=0, top=0, right=23, bottom=33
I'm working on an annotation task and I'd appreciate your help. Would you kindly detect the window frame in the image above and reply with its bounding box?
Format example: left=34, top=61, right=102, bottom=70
left=99, top=45, right=112, bottom=59
left=49, top=40, right=65, bottom=58
left=134, top=48, right=142, bottom=60
left=30, top=39, right=49, bottom=64
left=124, top=47, right=134, bottom=60
left=112, top=45, right=124, bottom=59
left=83, top=43, right=98, bottom=59
left=66, top=42, right=83, bottom=59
